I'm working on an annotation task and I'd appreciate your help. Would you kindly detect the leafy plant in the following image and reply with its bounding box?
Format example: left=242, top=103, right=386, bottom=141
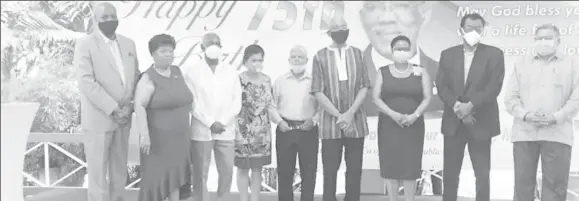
left=2, top=1, right=139, bottom=187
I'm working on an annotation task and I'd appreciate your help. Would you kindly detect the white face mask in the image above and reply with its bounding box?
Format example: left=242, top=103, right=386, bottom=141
left=255, top=66, right=263, bottom=73
left=461, top=29, right=483, bottom=46
left=392, top=50, right=412, bottom=63
left=204, top=45, right=222, bottom=60
left=290, top=64, right=307, bottom=74
left=534, top=39, right=557, bottom=56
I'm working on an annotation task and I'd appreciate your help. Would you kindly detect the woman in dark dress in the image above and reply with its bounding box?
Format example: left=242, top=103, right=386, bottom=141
left=134, top=34, right=193, bottom=201
left=372, top=35, right=432, bottom=201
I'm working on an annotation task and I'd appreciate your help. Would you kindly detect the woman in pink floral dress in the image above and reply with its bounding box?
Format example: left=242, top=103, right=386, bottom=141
left=235, top=44, right=275, bottom=201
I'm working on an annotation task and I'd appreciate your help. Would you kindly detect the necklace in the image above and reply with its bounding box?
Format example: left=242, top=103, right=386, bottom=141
left=392, top=63, right=411, bottom=74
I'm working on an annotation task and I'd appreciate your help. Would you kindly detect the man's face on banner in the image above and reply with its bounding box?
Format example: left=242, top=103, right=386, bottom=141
left=359, top=1, right=431, bottom=56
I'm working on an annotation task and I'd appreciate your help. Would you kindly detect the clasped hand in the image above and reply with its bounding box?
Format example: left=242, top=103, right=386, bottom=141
left=210, top=122, right=226, bottom=134
left=336, top=111, right=354, bottom=130
left=454, top=102, right=476, bottom=125
left=525, top=111, right=556, bottom=128
left=278, top=119, right=315, bottom=132
left=389, top=112, right=418, bottom=128
left=111, top=104, right=132, bottom=125
left=453, top=102, right=473, bottom=119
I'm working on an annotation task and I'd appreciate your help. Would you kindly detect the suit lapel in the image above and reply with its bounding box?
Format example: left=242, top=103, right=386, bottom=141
left=456, top=47, right=466, bottom=94
left=464, top=45, right=487, bottom=92
left=117, top=36, right=133, bottom=90
left=93, top=33, right=122, bottom=78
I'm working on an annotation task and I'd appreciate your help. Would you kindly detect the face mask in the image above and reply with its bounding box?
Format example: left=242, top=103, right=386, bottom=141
left=204, top=45, right=222, bottom=60
left=290, top=64, right=307, bottom=74
left=392, top=50, right=413, bottom=63
left=255, top=66, right=263, bottom=73
left=330, top=30, right=349, bottom=44
left=156, top=57, right=174, bottom=67
left=98, top=20, right=119, bottom=36
left=461, top=29, right=482, bottom=46
left=534, top=39, right=557, bottom=56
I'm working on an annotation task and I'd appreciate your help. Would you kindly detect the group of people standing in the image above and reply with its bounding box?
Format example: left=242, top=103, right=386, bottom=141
left=76, top=2, right=576, bottom=201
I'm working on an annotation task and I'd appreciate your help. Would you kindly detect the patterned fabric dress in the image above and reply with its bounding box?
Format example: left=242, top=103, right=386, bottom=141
left=234, top=72, right=274, bottom=169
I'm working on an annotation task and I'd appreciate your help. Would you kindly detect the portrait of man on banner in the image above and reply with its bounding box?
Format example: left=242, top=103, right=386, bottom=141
left=359, top=1, right=444, bottom=119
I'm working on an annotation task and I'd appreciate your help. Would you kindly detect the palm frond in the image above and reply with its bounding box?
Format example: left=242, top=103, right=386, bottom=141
left=14, top=10, right=85, bottom=43
left=49, top=1, right=93, bottom=24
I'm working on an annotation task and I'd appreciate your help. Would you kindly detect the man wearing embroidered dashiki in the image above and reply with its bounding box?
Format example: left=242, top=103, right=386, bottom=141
left=311, top=17, right=371, bottom=201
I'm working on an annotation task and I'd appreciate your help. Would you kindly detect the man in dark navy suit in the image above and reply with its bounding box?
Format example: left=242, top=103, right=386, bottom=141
left=436, top=13, right=505, bottom=201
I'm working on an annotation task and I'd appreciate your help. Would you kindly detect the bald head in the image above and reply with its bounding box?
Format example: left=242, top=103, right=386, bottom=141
left=288, top=45, right=309, bottom=65
left=93, top=2, right=117, bottom=23
left=93, top=2, right=119, bottom=36
left=290, top=45, right=308, bottom=58
left=201, top=32, right=221, bottom=49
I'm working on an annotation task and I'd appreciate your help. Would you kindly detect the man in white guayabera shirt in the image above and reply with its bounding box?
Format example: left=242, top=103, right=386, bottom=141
left=181, top=32, right=242, bottom=201
left=504, top=24, right=578, bottom=201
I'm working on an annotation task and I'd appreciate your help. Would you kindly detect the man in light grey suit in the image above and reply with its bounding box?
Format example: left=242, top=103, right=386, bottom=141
left=75, top=3, right=140, bottom=201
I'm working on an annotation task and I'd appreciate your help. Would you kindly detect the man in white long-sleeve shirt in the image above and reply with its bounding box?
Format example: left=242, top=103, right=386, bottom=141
left=182, top=32, right=242, bottom=201
left=504, top=24, right=578, bottom=201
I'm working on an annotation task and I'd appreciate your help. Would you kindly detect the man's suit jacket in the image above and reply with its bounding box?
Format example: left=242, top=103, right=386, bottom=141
left=436, top=43, right=505, bottom=140
left=75, top=33, right=140, bottom=133
left=363, top=45, right=444, bottom=118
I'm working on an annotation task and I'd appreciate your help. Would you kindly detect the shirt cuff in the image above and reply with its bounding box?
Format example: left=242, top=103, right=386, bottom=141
left=553, top=110, right=566, bottom=124
left=513, top=106, right=529, bottom=120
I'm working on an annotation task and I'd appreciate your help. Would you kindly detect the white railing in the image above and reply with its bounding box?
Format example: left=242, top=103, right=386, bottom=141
left=23, top=133, right=285, bottom=191
left=23, top=133, right=577, bottom=200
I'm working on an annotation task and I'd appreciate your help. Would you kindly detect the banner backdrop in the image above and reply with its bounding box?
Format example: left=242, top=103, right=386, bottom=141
left=114, top=1, right=579, bottom=173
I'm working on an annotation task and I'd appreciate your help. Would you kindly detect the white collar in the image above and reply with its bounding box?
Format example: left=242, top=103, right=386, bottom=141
left=99, top=31, right=117, bottom=44
left=284, top=70, right=312, bottom=80
left=198, top=59, right=230, bottom=72
left=371, top=47, right=421, bottom=69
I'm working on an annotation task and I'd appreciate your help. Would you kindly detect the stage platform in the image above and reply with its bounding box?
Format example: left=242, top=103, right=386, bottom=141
left=24, top=187, right=512, bottom=201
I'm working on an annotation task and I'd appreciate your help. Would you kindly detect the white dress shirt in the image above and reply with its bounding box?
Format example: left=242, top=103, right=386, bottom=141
left=183, top=60, right=242, bottom=141
left=463, top=48, right=476, bottom=84
left=100, top=32, right=125, bottom=85
left=371, top=47, right=421, bottom=70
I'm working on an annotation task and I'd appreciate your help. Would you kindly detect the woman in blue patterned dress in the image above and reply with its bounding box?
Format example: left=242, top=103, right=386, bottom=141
left=235, top=44, right=275, bottom=201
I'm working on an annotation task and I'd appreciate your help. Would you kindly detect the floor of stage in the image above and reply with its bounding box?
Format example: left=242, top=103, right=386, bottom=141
left=25, top=188, right=512, bottom=201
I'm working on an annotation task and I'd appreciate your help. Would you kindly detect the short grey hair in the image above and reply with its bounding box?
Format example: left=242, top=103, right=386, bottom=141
left=290, top=45, right=308, bottom=57
left=534, top=23, right=560, bottom=37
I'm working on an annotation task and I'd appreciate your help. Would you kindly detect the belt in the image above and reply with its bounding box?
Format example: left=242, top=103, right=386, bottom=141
left=281, top=117, right=307, bottom=131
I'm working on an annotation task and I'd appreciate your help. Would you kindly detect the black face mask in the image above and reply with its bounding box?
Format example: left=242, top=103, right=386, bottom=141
left=98, top=20, right=119, bottom=36
left=330, top=30, right=349, bottom=44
